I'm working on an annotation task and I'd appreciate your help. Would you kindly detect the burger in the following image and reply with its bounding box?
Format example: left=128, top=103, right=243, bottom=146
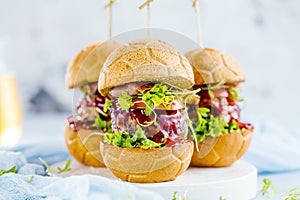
left=64, top=40, right=121, bottom=167
left=98, top=40, right=195, bottom=183
left=185, top=48, right=254, bottom=167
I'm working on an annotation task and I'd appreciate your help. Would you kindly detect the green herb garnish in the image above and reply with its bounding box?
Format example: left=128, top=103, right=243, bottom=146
left=124, top=193, right=132, bottom=200
left=39, top=157, right=52, bottom=175
left=112, top=83, right=201, bottom=149
left=142, top=84, right=169, bottom=116
left=219, top=196, right=227, bottom=200
left=228, top=86, right=244, bottom=102
left=258, top=178, right=300, bottom=199
left=172, top=192, right=178, bottom=200
left=225, top=119, right=240, bottom=133
left=39, top=157, right=72, bottom=175
left=103, top=99, right=112, bottom=113
left=117, top=84, right=200, bottom=127
left=57, top=159, right=72, bottom=174
left=228, top=86, right=238, bottom=100
left=0, top=166, right=18, bottom=176
left=104, top=126, right=164, bottom=149
left=284, top=188, right=300, bottom=200
left=262, top=178, right=275, bottom=197
left=28, top=175, right=34, bottom=182
left=118, top=91, right=134, bottom=110
left=118, top=84, right=176, bottom=117
left=171, top=191, right=188, bottom=200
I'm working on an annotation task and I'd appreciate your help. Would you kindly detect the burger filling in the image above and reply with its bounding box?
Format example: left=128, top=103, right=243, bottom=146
left=188, top=84, right=253, bottom=142
left=66, top=83, right=112, bottom=132
left=104, top=83, right=196, bottom=148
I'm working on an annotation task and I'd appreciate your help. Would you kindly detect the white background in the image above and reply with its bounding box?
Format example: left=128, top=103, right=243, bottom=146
left=0, top=0, right=299, bottom=127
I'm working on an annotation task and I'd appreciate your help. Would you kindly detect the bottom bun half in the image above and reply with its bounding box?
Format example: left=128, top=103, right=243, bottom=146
left=100, top=141, right=194, bottom=183
left=191, top=128, right=253, bottom=167
left=64, top=124, right=105, bottom=167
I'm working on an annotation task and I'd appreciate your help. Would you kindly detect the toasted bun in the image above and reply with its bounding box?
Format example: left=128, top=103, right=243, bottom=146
left=100, top=141, right=193, bottom=183
left=185, top=48, right=246, bottom=86
left=64, top=124, right=105, bottom=167
left=66, top=40, right=121, bottom=88
left=191, top=128, right=253, bottom=167
left=98, top=40, right=194, bottom=96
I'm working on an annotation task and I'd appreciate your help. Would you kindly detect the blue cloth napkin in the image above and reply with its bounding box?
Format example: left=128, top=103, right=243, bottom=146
left=0, top=173, right=164, bottom=200
left=242, top=115, right=300, bottom=174
left=0, top=151, right=46, bottom=176
left=0, top=151, right=164, bottom=200
left=10, top=140, right=70, bottom=166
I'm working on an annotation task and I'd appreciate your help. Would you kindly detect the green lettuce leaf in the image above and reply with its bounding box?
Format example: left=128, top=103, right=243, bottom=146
left=193, top=107, right=241, bottom=142
left=104, top=126, right=164, bottom=149
left=93, top=115, right=112, bottom=133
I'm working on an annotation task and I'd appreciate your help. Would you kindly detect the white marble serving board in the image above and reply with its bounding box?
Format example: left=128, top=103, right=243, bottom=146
left=51, top=160, right=257, bottom=200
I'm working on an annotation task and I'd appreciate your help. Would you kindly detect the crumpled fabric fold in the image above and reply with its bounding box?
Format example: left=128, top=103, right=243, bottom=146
left=0, top=151, right=163, bottom=200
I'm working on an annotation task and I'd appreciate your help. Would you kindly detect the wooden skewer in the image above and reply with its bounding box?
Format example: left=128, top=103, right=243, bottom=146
left=104, top=0, right=117, bottom=40
left=192, top=0, right=203, bottom=47
left=138, top=0, right=154, bottom=10
left=139, top=0, right=155, bottom=38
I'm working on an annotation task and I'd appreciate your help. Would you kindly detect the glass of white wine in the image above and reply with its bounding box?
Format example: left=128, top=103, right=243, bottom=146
left=0, top=75, right=22, bottom=146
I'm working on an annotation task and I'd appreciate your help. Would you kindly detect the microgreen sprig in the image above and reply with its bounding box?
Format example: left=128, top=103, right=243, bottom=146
left=28, top=175, right=34, bottom=183
left=172, top=192, right=177, bottom=200
left=39, top=158, right=72, bottom=175
left=131, top=99, right=158, bottom=127
left=0, top=166, right=18, bottom=176
left=260, top=178, right=300, bottom=200
left=200, top=80, right=226, bottom=91
left=96, top=98, right=112, bottom=118
left=39, top=157, right=53, bottom=175
left=57, top=159, right=72, bottom=174
left=117, top=83, right=201, bottom=126
left=104, top=99, right=112, bottom=113
left=228, top=86, right=244, bottom=102
left=171, top=191, right=188, bottom=200
left=261, top=178, right=276, bottom=198
left=118, top=91, right=134, bottom=110
left=284, top=188, right=300, bottom=200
